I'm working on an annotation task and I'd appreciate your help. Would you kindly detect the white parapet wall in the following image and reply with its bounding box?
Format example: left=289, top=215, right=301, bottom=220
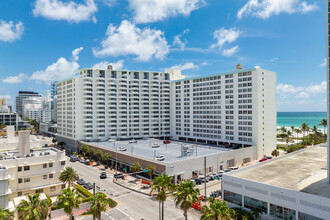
left=6, top=126, right=15, bottom=144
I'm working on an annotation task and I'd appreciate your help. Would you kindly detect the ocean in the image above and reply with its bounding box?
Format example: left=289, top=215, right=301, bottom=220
left=277, top=112, right=327, bottom=128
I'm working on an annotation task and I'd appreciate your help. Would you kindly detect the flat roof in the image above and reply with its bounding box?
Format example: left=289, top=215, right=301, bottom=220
left=231, top=143, right=330, bottom=198
left=83, top=139, right=233, bottom=163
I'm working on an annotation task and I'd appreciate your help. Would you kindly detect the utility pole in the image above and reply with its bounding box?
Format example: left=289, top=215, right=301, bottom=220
left=204, top=156, right=207, bottom=199
left=93, top=183, right=96, bottom=220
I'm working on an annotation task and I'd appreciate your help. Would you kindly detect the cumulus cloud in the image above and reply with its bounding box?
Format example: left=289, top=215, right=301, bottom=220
left=173, top=29, right=189, bottom=50
left=169, top=62, right=199, bottom=71
left=93, top=20, right=169, bottom=61
left=277, top=81, right=326, bottom=98
left=222, top=45, right=239, bottom=57
left=33, top=0, right=98, bottom=23
left=211, top=28, right=240, bottom=49
left=128, top=0, right=205, bottom=24
left=320, top=58, right=326, bottom=67
left=0, top=20, right=24, bottom=42
left=92, top=60, right=125, bottom=70
left=30, top=47, right=83, bottom=85
left=2, top=73, right=28, bottom=84
left=237, top=0, right=319, bottom=19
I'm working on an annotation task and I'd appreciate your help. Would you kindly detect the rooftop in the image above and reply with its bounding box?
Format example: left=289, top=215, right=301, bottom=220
left=230, top=143, right=330, bottom=198
left=83, top=139, right=234, bottom=163
left=0, top=147, right=59, bottom=160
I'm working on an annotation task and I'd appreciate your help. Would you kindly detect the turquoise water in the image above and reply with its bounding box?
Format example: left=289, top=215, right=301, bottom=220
left=277, top=112, right=327, bottom=128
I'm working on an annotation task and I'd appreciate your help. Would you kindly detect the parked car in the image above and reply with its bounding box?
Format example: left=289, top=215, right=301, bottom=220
left=259, top=158, right=269, bottom=162
left=229, top=166, right=239, bottom=170
left=114, top=173, right=125, bottom=179
left=129, top=139, right=137, bottom=143
left=152, top=143, right=160, bottom=148
left=155, top=155, right=165, bottom=161
left=199, top=177, right=209, bottom=183
left=224, top=169, right=231, bottom=173
left=85, top=160, right=91, bottom=165
left=266, top=156, right=273, bottom=159
left=217, top=171, right=224, bottom=177
left=84, top=182, right=93, bottom=190
left=118, top=147, right=127, bottom=151
left=163, top=140, right=171, bottom=144
left=70, top=156, right=78, bottom=162
left=77, top=178, right=85, bottom=185
left=79, top=158, right=85, bottom=163
left=194, top=178, right=202, bottom=185
left=100, top=172, right=107, bottom=179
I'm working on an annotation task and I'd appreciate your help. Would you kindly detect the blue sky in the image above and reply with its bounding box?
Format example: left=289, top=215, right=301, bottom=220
left=0, top=0, right=326, bottom=111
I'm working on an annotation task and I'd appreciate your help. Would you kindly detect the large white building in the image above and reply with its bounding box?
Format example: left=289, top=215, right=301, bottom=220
left=22, top=95, right=52, bottom=123
left=15, top=91, right=42, bottom=117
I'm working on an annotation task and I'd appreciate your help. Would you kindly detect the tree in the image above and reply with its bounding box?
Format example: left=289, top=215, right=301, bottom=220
left=56, top=188, right=81, bottom=219
left=249, top=208, right=262, bottom=220
left=59, top=167, right=78, bottom=187
left=201, top=199, right=232, bottom=220
left=82, top=144, right=89, bottom=157
left=294, top=128, right=301, bottom=142
left=0, top=208, right=14, bottom=220
left=151, top=174, right=173, bottom=220
left=290, top=126, right=295, bottom=139
left=58, top=141, right=66, bottom=150
left=88, top=148, right=95, bottom=159
left=271, top=149, right=279, bottom=157
left=172, top=180, right=200, bottom=220
left=300, top=123, right=309, bottom=146
left=131, top=162, right=142, bottom=172
left=280, top=126, right=287, bottom=134
left=319, top=118, right=327, bottom=140
left=0, top=123, right=6, bottom=130
left=311, top=125, right=320, bottom=145
left=285, top=130, right=292, bottom=147
left=89, top=192, right=110, bottom=220
left=95, top=150, right=102, bottom=163
left=16, top=193, right=51, bottom=220
left=145, top=164, right=155, bottom=180
left=102, top=153, right=112, bottom=167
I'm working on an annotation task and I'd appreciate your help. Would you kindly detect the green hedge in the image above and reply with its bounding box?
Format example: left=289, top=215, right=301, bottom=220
left=109, top=199, right=117, bottom=208
left=77, top=184, right=93, bottom=198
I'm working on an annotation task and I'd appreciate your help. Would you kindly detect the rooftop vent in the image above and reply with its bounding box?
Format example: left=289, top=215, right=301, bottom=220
left=107, top=65, right=113, bottom=70
left=236, top=64, right=243, bottom=70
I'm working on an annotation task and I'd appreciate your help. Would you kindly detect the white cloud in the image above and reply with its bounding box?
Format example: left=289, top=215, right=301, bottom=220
left=306, top=81, right=326, bottom=94
left=30, top=47, right=83, bottom=85
left=201, top=61, right=209, bottom=66
left=277, top=81, right=326, bottom=98
left=237, top=0, right=319, bottom=19
left=128, top=0, right=205, bottom=24
left=277, top=83, right=303, bottom=94
left=320, top=58, right=326, bottom=67
left=2, top=73, right=27, bottom=84
left=295, top=91, right=309, bottom=98
left=0, top=20, right=24, bottom=42
left=169, top=62, right=199, bottom=71
left=33, top=0, right=98, bottom=23
left=222, top=45, right=239, bottom=57
left=93, top=20, right=169, bottom=61
left=270, top=57, right=279, bottom=62
left=211, top=28, right=240, bottom=49
left=173, top=29, right=189, bottom=50
left=92, top=60, right=125, bottom=70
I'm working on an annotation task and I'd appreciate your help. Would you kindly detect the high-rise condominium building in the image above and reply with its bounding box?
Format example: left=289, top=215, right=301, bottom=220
left=56, top=66, right=175, bottom=146
left=22, top=97, right=51, bottom=123
left=327, top=0, right=330, bottom=183
left=15, top=91, right=42, bottom=116
left=51, top=81, right=58, bottom=99
left=171, top=65, right=276, bottom=158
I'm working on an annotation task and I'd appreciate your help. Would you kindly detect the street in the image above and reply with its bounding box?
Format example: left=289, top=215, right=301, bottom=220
left=67, top=159, right=203, bottom=220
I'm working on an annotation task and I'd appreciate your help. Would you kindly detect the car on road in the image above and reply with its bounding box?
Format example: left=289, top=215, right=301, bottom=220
left=118, top=147, right=127, bottom=151
left=199, top=177, right=209, bottom=183
left=224, top=169, right=231, bottom=173
left=114, top=173, right=125, bottom=179
left=163, top=140, right=171, bottom=144
left=207, top=174, right=215, bottom=181
left=84, top=182, right=93, bottom=190
left=266, top=156, right=273, bottom=159
left=70, top=155, right=79, bottom=162
left=259, top=158, right=269, bottom=162
left=85, top=160, right=91, bottom=165
left=77, top=178, right=85, bottom=185
left=129, top=139, right=137, bottom=143
left=152, top=143, right=160, bottom=148
left=217, top=171, right=224, bottom=177
left=100, top=172, right=107, bottom=179
left=155, top=155, right=165, bottom=161
left=193, top=178, right=202, bottom=185
left=229, top=166, right=239, bottom=170
left=79, top=158, right=85, bottom=163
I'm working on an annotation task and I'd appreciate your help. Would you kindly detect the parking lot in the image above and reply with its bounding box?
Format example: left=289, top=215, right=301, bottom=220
left=87, top=139, right=232, bottom=163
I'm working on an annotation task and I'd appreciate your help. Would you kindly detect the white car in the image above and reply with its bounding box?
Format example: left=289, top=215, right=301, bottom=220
left=118, top=147, right=127, bottom=151
left=129, top=139, right=137, bottom=143
left=155, top=155, right=165, bottom=161
left=152, top=143, right=160, bottom=148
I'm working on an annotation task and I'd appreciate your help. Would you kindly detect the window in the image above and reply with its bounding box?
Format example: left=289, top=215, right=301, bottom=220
left=61, top=184, right=66, bottom=189
left=18, top=192, right=22, bottom=196
left=244, top=196, right=267, bottom=214
left=24, top=166, right=30, bottom=171
left=43, top=175, right=47, bottom=179
left=35, top=189, right=43, bottom=193
left=43, top=163, right=47, bottom=168
left=18, top=178, right=22, bottom=184
left=24, top=178, right=30, bottom=183
left=61, top=161, right=65, bottom=166
left=49, top=163, right=53, bottom=168
left=49, top=174, right=53, bottom=179
left=18, top=167, right=22, bottom=172
left=50, top=186, right=56, bottom=192
left=270, top=203, right=296, bottom=220
left=298, top=212, right=323, bottom=220
left=224, top=190, right=242, bottom=206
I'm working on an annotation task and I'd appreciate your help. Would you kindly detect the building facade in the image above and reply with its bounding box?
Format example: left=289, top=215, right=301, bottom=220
left=22, top=96, right=52, bottom=123
left=15, top=91, right=42, bottom=117
left=170, top=66, right=276, bottom=159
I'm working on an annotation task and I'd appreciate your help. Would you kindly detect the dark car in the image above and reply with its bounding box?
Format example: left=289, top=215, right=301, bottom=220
left=114, top=173, right=125, bottom=179
left=84, top=182, right=93, bottom=190
left=194, top=178, right=202, bottom=185
left=70, top=156, right=78, bottom=162
left=85, top=160, right=91, bottom=165
left=100, top=172, right=107, bottom=179
left=77, top=178, right=85, bottom=185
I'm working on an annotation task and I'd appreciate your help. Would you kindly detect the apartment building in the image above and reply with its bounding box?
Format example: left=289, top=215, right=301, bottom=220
left=15, top=91, right=42, bottom=116
left=56, top=66, right=177, bottom=148
left=22, top=96, right=52, bottom=123
left=170, top=65, right=276, bottom=158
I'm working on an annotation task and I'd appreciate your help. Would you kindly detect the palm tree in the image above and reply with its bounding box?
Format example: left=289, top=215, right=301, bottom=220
left=102, top=153, right=112, bottom=168
left=16, top=193, right=51, bottom=220
left=151, top=174, right=173, bottom=220
left=131, top=162, right=142, bottom=172
left=201, top=199, right=232, bottom=220
left=271, top=149, right=279, bottom=157
left=88, top=148, right=95, bottom=159
left=319, top=119, right=327, bottom=140
left=89, top=192, right=110, bottom=220
left=95, top=150, right=102, bottom=164
left=56, top=188, right=81, bottom=219
left=172, top=180, right=200, bottom=220
left=290, top=125, right=295, bottom=137
left=59, top=166, right=78, bottom=187
left=82, top=144, right=89, bottom=157
left=280, top=126, right=287, bottom=134
left=0, top=208, right=14, bottom=220
left=310, top=125, right=320, bottom=145
left=286, top=130, right=292, bottom=147
left=300, top=123, right=309, bottom=145
left=146, top=164, right=155, bottom=180
left=294, top=128, right=301, bottom=142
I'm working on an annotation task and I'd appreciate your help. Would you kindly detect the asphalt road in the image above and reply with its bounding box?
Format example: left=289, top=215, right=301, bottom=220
left=67, top=159, right=202, bottom=220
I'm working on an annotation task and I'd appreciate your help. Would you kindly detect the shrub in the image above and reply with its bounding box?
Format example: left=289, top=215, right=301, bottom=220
left=108, top=199, right=117, bottom=208
left=105, top=165, right=108, bottom=169
left=287, top=146, right=298, bottom=153
left=77, top=184, right=93, bottom=198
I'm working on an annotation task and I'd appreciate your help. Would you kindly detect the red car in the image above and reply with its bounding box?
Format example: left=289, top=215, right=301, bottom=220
left=259, top=158, right=269, bottom=162
left=163, top=140, right=171, bottom=144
